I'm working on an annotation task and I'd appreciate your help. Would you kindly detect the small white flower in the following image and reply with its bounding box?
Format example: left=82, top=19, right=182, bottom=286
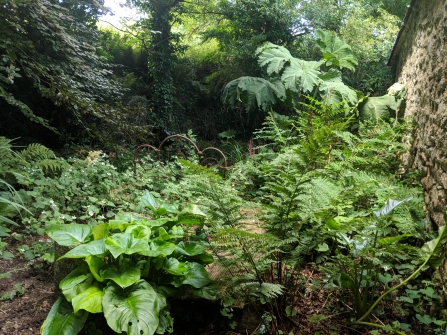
left=88, top=211, right=94, bottom=216
left=41, top=211, right=46, bottom=214
left=72, top=216, right=77, bottom=219
left=59, top=216, right=65, bottom=220
left=107, top=173, right=111, bottom=176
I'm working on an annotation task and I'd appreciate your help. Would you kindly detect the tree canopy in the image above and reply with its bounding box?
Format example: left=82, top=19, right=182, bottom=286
left=0, top=0, right=411, bottom=144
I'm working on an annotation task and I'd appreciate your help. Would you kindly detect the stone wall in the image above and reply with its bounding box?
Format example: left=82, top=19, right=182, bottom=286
left=394, top=0, right=447, bottom=229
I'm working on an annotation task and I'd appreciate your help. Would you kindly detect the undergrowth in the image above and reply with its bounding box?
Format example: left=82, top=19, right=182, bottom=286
left=0, top=99, right=446, bottom=335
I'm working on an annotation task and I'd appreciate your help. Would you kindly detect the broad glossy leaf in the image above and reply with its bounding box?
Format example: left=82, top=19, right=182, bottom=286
left=58, top=239, right=106, bottom=260
left=178, top=204, right=205, bottom=226
left=86, top=255, right=106, bottom=282
left=192, top=284, right=219, bottom=300
left=325, top=218, right=340, bottom=230
left=168, top=225, right=184, bottom=238
left=105, top=232, right=149, bottom=258
left=144, top=218, right=172, bottom=227
left=374, top=198, right=413, bottom=217
left=193, top=252, right=214, bottom=264
left=163, top=258, right=188, bottom=275
left=158, top=227, right=171, bottom=241
left=125, top=225, right=151, bottom=241
left=59, top=264, right=93, bottom=302
left=421, top=224, right=447, bottom=269
left=115, top=213, right=141, bottom=222
left=316, top=29, right=358, bottom=71
left=101, top=258, right=141, bottom=288
left=379, top=234, right=413, bottom=246
left=176, top=241, right=206, bottom=256
left=140, top=191, right=159, bottom=210
left=140, top=191, right=178, bottom=216
left=47, top=224, right=92, bottom=246
left=358, top=94, right=402, bottom=121
left=92, top=223, right=108, bottom=240
left=282, top=59, right=321, bottom=93
left=107, top=219, right=131, bottom=232
left=171, top=262, right=212, bottom=288
left=41, top=296, right=88, bottom=335
left=72, top=283, right=104, bottom=314
left=180, top=204, right=207, bottom=218
left=156, top=310, right=174, bottom=335
left=141, top=239, right=176, bottom=257
left=103, top=280, right=166, bottom=335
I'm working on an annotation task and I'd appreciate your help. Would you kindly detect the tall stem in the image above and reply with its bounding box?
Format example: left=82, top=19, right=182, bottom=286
left=354, top=259, right=428, bottom=323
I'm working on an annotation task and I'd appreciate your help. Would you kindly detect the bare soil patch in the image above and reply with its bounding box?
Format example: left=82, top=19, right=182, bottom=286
left=0, top=239, right=55, bottom=335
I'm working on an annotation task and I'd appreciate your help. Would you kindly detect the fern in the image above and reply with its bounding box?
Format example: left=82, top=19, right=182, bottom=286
left=20, top=143, right=55, bottom=161
left=20, top=143, right=66, bottom=177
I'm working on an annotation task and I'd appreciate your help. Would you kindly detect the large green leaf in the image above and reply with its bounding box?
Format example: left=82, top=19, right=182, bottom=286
left=140, top=191, right=178, bottom=216
left=92, top=223, right=109, bottom=240
left=357, top=94, right=402, bottom=120
left=72, top=283, right=104, bottom=314
left=40, top=296, right=88, bottom=335
left=105, top=232, right=149, bottom=258
left=163, top=258, right=188, bottom=275
left=178, top=204, right=207, bottom=226
left=192, top=284, right=219, bottom=300
left=319, top=73, right=358, bottom=106
left=101, top=258, right=141, bottom=288
left=156, top=310, right=174, bottom=335
left=373, top=198, right=413, bottom=217
left=222, top=76, right=286, bottom=112
left=379, top=234, right=413, bottom=246
left=171, top=262, right=212, bottom=289
left=125, top=225, right=151, bottom=241
left=143, top=218, right=172, bottom=227
left=282, top=59, right=321, bottom=93
left=47, top=224, right=92, bottom=246
left=58, top=239, right=106, bottom=260
left=256, top=42, right=292, bottom=75
left=59, top=264, right=93, bottom=302
left=107, top=219, right=131, bottom=232
left=141, top=239, right=177, bottom=257
left=176, top=241, right=207, bottom=256
left=86, top=255, right=106, bottom=282
left=421, top=225, right=447, bottom=269
left=103, top=280, right=166, bottom=335
left=316, top=29, right=358, bottom=71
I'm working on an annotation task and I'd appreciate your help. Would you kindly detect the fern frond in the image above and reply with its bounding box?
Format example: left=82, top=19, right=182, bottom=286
left=20, top=143, right=55, bottom=161
left=35, top=159, right=67, bottom=177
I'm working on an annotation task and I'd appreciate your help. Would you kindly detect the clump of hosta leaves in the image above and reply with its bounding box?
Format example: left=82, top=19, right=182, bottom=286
left=42, top=192, right=217, bottom=335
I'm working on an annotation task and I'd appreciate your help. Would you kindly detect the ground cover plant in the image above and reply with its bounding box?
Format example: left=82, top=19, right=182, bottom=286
left=0, top=112, right=446, bottom=334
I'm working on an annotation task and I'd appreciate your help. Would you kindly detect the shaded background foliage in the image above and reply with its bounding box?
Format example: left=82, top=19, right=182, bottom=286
left=1, top=0, right=410, bottom=146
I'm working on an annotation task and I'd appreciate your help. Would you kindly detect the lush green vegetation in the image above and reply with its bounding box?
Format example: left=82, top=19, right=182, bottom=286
left=2, top=0, right=447, bottom=334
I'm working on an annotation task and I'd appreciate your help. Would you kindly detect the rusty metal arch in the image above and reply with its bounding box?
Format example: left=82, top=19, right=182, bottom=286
left=133, top=134, right=228, bottom=178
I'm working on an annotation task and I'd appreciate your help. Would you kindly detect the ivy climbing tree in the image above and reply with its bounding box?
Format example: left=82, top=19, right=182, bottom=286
left=129, top=0, right=187, bottom=131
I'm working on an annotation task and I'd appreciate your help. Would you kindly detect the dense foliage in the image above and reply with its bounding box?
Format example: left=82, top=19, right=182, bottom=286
left=3, top=1, right=446, bottom=335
